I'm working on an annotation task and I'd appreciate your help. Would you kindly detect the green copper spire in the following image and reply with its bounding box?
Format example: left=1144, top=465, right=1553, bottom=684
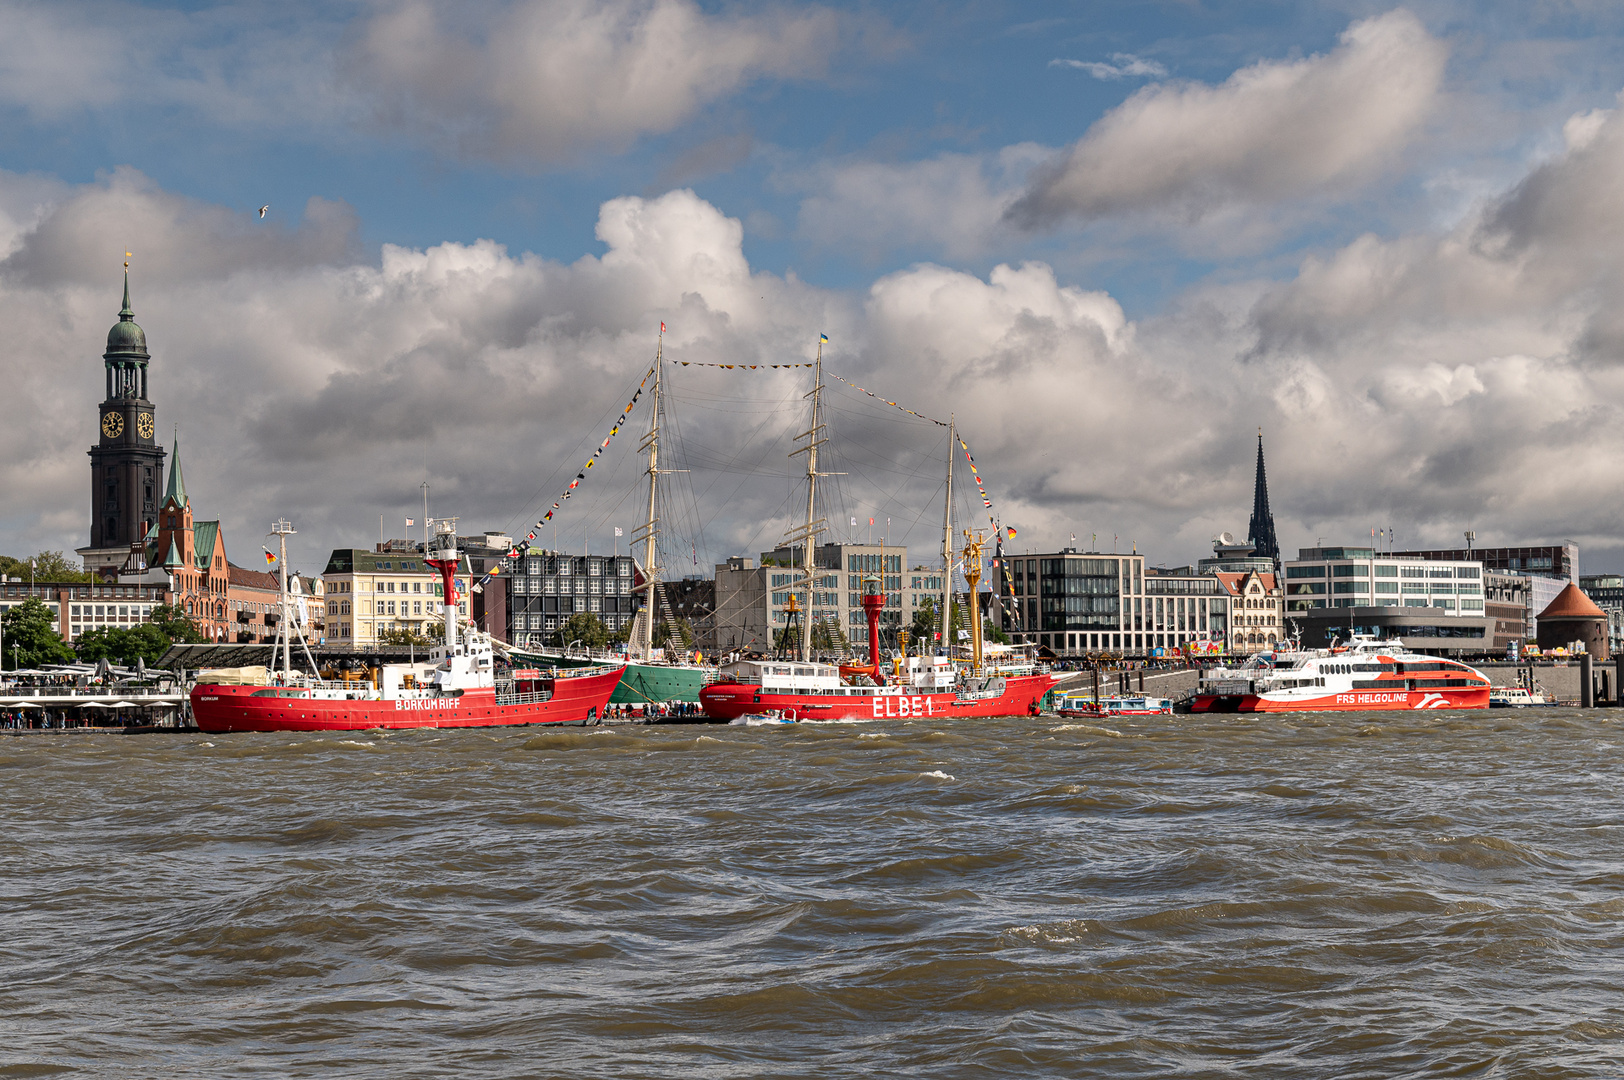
left=164, top=430, right=187, bottom=508
left=105, top=269, right=149, bottom=358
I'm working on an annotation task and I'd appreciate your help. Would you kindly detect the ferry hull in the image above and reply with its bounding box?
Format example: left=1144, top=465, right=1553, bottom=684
left=1190, top=687, right=1490, bottom=713
left=190, top=666, right=625, bottom=733
left=699, top=673, right=1056, bottom=722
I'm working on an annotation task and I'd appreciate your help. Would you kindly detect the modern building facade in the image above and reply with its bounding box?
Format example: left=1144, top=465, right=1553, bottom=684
left=1283, top=546, right=1494, bottom=652
left=997, top=548, right=1230, bottom=656
left=502, top=551, right=637, bottom=647
left=1391, top=542, right=1575, bottom=638
left=1484, top=573, right=1531, bottom=651
left=712, top=544, right=949, bottom=657
left=1285, top=547, right=1487, bottom=614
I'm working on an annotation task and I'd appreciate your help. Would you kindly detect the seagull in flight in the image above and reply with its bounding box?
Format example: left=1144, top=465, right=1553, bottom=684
left=258, top=205, right=269, bottom=219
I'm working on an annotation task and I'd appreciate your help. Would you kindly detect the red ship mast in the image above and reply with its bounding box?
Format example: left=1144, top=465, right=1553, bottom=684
left=423, top=518, right=462, bottom=652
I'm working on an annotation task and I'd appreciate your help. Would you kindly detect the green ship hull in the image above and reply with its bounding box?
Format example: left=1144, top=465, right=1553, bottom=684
left=606, top=663, right=711, bottom=705
left=511, top=650, right=711, bottom=704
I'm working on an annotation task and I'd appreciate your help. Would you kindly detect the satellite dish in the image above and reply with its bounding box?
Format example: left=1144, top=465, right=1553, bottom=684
left=1217, top=531, right=1234, bottom=545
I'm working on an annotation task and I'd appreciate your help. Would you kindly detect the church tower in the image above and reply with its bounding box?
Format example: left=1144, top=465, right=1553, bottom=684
left=83, top=271, right=166, bottom=570
left=1246, top=429, right=1281, bottom=566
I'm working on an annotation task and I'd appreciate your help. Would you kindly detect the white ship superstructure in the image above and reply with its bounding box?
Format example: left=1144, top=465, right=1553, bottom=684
left=1192, top=635, right=1490, bottom=713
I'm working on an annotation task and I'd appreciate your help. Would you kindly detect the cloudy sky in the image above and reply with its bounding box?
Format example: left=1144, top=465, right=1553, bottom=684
left=5, top=0, right=1624, bottom=577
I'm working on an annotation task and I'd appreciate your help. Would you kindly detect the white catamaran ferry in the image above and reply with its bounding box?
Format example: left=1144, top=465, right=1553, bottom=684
left=1191, top=635, right=1491, bottom=713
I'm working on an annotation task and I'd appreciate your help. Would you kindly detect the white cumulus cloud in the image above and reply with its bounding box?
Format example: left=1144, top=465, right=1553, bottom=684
left=346, top=0, right=849, bottom=165
left=1007, top=9, right=1448, bottom=228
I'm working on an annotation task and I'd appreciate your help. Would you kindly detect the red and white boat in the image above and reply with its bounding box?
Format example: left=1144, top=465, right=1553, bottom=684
left=699, top=655, right=1054, bottom=722
left=190, top=520, right=623, bottom=733
left=1189, top=635, right=1490, bottom=712
left=700, top=554, right=1056, bottom=722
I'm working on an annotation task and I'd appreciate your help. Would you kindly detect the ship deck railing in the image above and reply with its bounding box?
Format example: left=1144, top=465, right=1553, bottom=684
left=495, top=689, right=556, bottom=706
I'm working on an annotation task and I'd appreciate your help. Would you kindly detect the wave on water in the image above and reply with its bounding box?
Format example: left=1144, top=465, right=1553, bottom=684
left=1050, top=722, right=1128, bottom=737
left=3, top=711, right=1621, bottom=1077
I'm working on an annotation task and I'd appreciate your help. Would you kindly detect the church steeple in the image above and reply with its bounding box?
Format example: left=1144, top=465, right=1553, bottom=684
left=82, top=269, right=165, bottom=567
left=164, top=430, right=188, bottom=509
left=1247, top=429, right=1280, bottom=565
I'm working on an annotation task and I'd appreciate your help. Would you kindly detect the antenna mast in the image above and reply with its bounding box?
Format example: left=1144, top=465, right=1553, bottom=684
left=269, top=519, right=295, bottom=678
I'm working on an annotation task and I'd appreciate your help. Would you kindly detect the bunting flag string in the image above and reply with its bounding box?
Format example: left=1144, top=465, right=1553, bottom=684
left=655, top=356, right=1023, bottom=600
left=471, top=365, right=655, bottom=593
left=824, top=372, right=948, bottom=426
left=672, top=361, right=815, bottom=368
left=959, top=438, right=994, bottom=511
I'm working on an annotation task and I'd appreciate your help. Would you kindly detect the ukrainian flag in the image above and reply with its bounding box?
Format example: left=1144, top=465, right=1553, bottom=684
left=819, top=333, right=829, bottom=343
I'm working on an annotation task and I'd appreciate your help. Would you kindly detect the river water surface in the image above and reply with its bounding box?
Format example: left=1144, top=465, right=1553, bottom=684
left=3, top=710, right=1621, bottom=1077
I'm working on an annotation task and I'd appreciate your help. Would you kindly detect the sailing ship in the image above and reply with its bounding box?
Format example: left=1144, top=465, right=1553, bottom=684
left=511, top=330, right=716, bottom=709
left=698, top=343, right=1056, bottom=721
left=189, top=519, right=623, bottom=732
left=1189, top=635, right=1491, bottom=712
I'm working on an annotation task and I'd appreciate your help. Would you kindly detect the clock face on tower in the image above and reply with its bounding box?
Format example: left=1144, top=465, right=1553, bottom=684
left=101, top=411, right=124, bottom=439
left=137, top=412, right=154, bottom=439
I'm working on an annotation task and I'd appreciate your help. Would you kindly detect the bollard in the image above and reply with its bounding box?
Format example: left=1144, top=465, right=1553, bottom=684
left=1581, top=653, right=1594, bottom=708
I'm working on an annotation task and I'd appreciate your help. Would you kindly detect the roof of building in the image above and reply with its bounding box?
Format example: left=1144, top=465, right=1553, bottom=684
left=1537, top=582, right=1607, bottom=621
left=192, top=520, right=220, bottom=570
left=323, top=548, right=438, bottom=575
left=162, top=537, right=182, bottom=568
left=228, top=564, right=279, bottom=592
left=1214, top=570, right=1277, bottom=595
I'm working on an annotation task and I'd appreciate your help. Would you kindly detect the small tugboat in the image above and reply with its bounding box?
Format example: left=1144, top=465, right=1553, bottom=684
left=1488, top=685, right=1556, bottom=708
left=1190, top=634, right=1490, bottom=713
left=1055, top=691, right=1174, bottom=717
left=190, top=519, right=623, bottom=733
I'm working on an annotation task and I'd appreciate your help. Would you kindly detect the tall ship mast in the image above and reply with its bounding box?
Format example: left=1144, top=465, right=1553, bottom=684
left=506, top=328, right=717, bottom=713
left=786, top=337, right=828, bottom=662
left=942, top=414, right=955, bottom=657
left=633, top=331, right=664, bottom=663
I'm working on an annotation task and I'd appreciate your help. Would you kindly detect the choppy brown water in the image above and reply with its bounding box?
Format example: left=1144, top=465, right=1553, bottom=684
left=3, top=710, right=1622, bottom=1077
